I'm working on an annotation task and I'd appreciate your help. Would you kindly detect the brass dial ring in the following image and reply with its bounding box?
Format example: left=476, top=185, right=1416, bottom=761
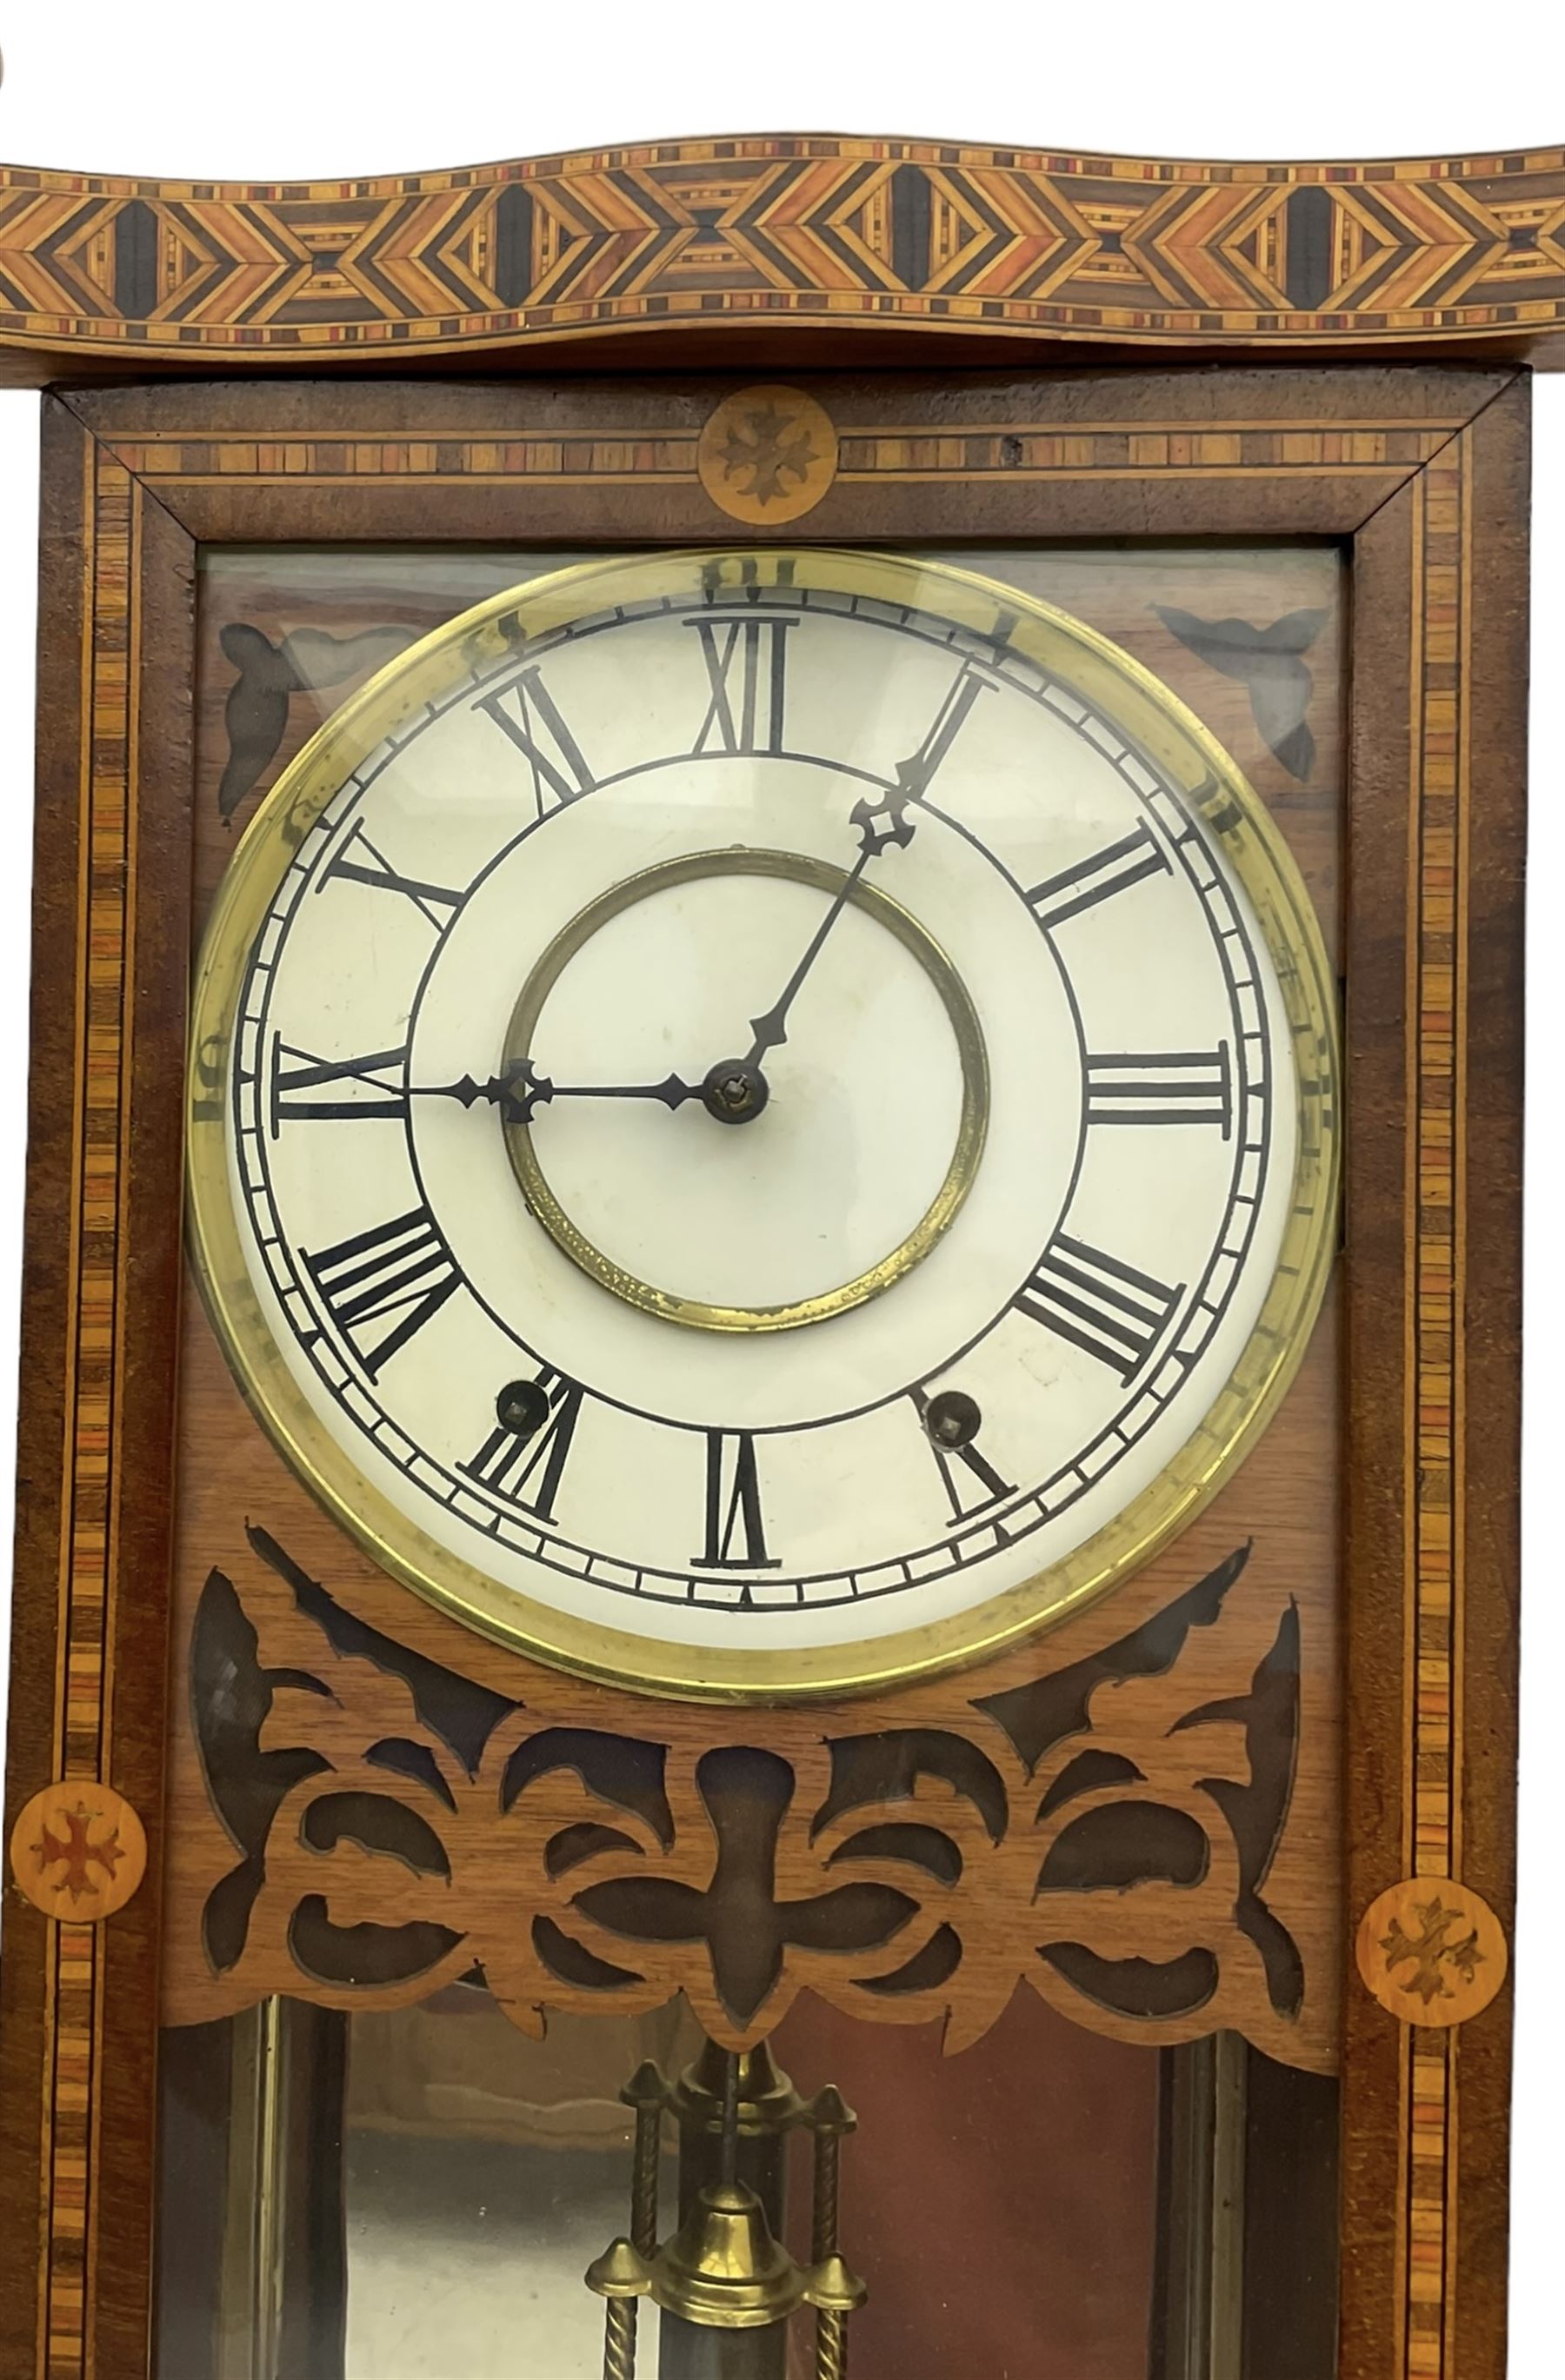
left=502, top=846, right=990, bottom=1333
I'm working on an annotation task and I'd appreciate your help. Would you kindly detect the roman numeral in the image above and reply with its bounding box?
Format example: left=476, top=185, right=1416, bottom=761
left=1085, top=1045, right=1233, bottom=1136
left=1024, top=824, right=1171, bottom=932
left=476, top=667, right=596, bottom=817
left=320, top=821, right=464, bottom=927
left=1014, top=1235, right=1182, bottom=1382
left=689, top=613, right=794, bottom=755
left=911, top=1392, right=1012, bottom=1522
left=302, top=1207, right=461, bottom=1379
left=269, top=1037, right=408, bottom=1133
left=692, top=1430, right=779, bottom=1570
left=461, top=1369, right=585, bottom=1525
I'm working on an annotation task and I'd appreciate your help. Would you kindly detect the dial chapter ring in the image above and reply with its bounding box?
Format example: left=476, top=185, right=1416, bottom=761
left=501, top=846, right=991, bottom=1333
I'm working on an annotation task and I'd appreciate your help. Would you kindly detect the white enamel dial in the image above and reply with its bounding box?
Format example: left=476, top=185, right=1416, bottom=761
left=189, top=548, right=1337, bottom=1699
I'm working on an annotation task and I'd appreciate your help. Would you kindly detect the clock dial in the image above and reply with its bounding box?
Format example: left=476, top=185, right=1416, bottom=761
left=189, top=548, right=1337, bottom=1697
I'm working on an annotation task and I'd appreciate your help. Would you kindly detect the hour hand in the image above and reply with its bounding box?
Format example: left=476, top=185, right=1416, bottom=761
left=415, top=1057, right=701, bottom=1127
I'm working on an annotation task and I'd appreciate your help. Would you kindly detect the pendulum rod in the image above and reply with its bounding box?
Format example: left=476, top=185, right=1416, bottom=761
left=718, top=2050, right=740, bottom=2188
left=673, top=2038, right=797, bottom=2224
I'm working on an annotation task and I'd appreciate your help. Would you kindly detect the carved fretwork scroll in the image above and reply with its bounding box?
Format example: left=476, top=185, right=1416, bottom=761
left=163, top=1507, right=1334, bottom=2071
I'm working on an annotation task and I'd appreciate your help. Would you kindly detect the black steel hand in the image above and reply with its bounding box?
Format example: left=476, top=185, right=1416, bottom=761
left=411, top=1057, right=700, bottom=1127
left=742, top=732, right=951, bottom=1065
left=848, top=754, right=925, bottom=861
left=849, top=664, right=995, bottom=857
left=743, top=847, right=872, bottom=1066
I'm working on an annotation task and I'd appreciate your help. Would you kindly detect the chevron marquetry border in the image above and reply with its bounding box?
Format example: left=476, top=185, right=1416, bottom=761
left=1, top=134, right=1564, bottom=365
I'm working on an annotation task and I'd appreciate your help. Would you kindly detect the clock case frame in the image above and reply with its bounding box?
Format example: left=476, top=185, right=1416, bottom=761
left=0, top=131, right=1536, bottom=2380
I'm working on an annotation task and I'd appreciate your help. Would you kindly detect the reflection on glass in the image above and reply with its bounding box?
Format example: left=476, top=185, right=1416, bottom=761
left=155, top=538, right=1344, bottom=2380
left=157, top=1989, right=1337, bottom=2379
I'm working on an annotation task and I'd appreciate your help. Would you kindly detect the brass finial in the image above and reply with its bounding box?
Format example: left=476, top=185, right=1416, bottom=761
left=585, top=2237, right=653, bottom=2380
left=803, top=2082, right=856, bottom=2137
left=586, top=2238, right=651, bottom=2301
left=803, top=2253, right=869, bottom=2314
left=620, top=2059, right=669, bottom=2114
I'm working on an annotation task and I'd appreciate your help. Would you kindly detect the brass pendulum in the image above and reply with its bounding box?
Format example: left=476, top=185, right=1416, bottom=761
left=587, top=2037, right=866, bottom=2380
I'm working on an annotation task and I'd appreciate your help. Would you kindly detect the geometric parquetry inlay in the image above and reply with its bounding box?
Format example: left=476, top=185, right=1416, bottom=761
left=2, top=135, right=1564, bottom=362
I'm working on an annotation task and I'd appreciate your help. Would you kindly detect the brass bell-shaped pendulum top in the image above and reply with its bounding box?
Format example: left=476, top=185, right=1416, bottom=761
left=649, top=2177, right=807, bottom=2330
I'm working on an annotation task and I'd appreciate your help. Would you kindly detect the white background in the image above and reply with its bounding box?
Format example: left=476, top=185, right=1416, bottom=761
left=0, top=11, right=1557, bottom=2370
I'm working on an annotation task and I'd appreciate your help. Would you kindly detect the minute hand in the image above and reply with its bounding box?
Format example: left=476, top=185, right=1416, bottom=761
left=743, top=848, right=872, bottom=1066
left=847, top=662, right=996, bottom=858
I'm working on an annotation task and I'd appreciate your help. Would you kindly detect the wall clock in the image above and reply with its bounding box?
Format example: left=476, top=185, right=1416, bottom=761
left=0, top=130, right=1543, bottom=2380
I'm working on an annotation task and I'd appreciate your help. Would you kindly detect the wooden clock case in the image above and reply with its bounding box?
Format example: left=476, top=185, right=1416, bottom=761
left=0, top=131, right=1548, bottom=2379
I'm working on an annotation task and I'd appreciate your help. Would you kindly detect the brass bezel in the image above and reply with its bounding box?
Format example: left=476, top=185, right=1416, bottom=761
left=185, top=545, right=1340, bottom=1704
